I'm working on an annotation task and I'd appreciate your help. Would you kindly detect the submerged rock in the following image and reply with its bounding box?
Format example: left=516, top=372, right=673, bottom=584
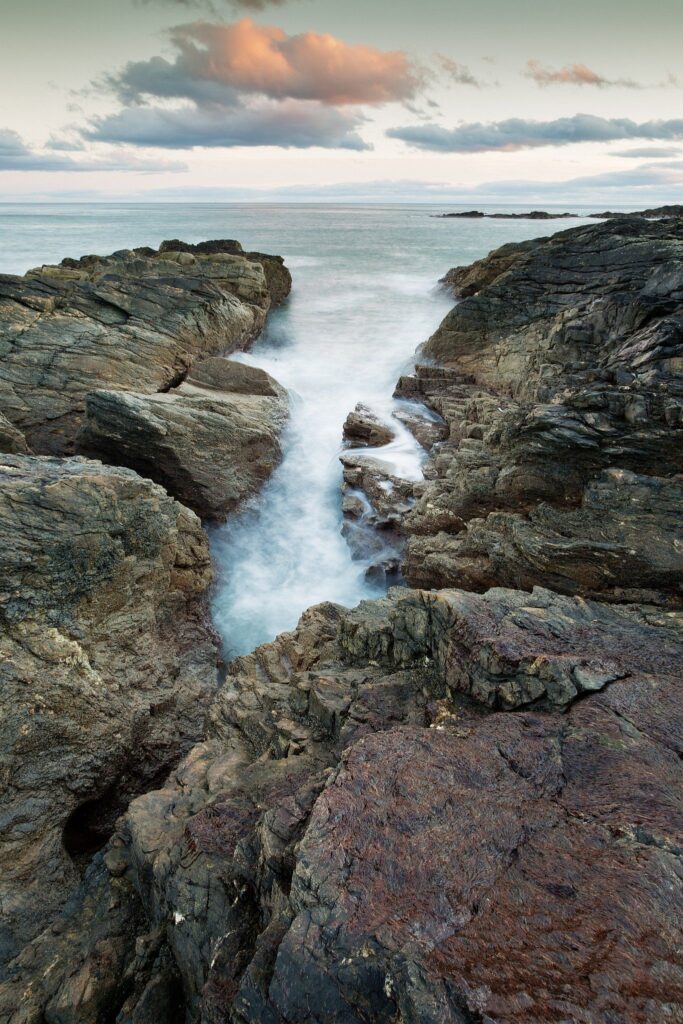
left=0, top=454, right=218, bottom=960
left=79, top=357, right=289, bottom=520
left=0, top=240, right=289, bottom=454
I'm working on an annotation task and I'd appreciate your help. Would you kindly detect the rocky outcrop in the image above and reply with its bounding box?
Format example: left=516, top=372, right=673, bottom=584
left=0, top=240, right=290, bottom=454
left=158, top=239, right=292, bottom=308
left=399, top=217, right=683, bottom=603
left=79, top=358, right=289, bottom=520
left=437, top=209, right=577, bottom=219
left=591, top=204, right=683, bottom=219
left=342, top=404, right=396, bottom=448
left=0, top=454, right=218, bottom=961
left=3, top=585, right=680, bottom=1022
left=439, top=236, right=545, bottom=297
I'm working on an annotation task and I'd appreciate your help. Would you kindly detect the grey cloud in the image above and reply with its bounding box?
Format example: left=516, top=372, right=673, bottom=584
left=387, top=114, right=683, bottom=153
left=0, top=129, right=185, bottom=172
left=136, top=0, right=290, bottom=11
left=45, top=136, right=86, bottom=152
left=84, top=101, right=370, bottom=150
left=610, top=146, right=682, bottom=158
left=106, top=57, right=240, bottom=106
left=437, top=56, right=483, bottom=88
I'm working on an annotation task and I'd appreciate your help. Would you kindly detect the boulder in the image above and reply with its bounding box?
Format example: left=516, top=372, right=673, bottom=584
left=0, top=240, right=288, bottom=454
left=0, top=454, right=218, bottom=960
left=79, top=357, right=289, bottom=520
left=342, top=404, right=396, bottom=448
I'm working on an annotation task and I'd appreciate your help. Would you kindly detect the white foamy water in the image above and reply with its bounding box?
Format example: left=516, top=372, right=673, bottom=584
left=210, top=259, right=452, bottom=656
left=0, top=202, right=599, bottom=656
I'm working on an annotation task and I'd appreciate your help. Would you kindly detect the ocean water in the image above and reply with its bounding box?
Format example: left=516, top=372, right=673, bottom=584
left=0, top=203, right=599, bottom=655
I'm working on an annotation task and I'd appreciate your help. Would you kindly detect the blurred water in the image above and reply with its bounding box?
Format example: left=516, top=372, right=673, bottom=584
left=0, top=202, right=598, bottom=654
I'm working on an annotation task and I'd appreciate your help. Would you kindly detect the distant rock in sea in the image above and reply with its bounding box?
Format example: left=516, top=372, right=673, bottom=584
left=435, top=209, right=578, bottom=219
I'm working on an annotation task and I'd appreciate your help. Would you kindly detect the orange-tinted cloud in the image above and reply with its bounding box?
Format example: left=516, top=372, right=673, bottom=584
left=525, top=59, right=640, bottom=88
left=165, top=19, right=419, bottom=105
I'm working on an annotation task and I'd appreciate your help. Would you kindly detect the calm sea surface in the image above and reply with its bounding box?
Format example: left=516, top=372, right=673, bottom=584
left=0, top=203, right=599, bottom=654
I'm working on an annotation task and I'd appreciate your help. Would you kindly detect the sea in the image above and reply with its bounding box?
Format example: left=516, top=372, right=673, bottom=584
left=0, top=202, right=603, bottom=655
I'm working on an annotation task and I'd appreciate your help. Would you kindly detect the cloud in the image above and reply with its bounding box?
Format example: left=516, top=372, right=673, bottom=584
left=86, top=18, right=418, bottom=151
left=387, top=114, right=683, bottom=153
left=0, top=129, right=185, bottom=172
left=524, top=59, right=641, bottom=89
left=111, top=19, right=419, bottom=106
left=467, top=160, right=683, bottom=199
left=611, top=146, right=682, bottom=158
left=437, top=55, right=482, bottom=88
left=137, top=0, right=291, bottom=10
left=85, top=100, right=370, bottom=150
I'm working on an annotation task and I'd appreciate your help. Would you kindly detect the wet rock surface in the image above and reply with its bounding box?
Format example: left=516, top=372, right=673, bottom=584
left=0, top=454, right=218, bottom=962
left=79, top=358, right=289, bottom=521
left=0, top=240, right=290, bottom=454
left=343, top=404, right=397, bottom=448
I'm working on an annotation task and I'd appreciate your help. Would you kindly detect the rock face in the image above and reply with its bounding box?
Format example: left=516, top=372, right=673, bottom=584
left=79, top=358, right=289, bottom=521
left=2, top=586, right=681, bottom=1023
left=0, top=411, right=30, bottom=454
left=400, top=217, right=683, bottom=603
left=0, top=455, right=218, bottom=961
left=0, top=240, right=290, bottom=455
left=158, top=239, right=292, bottom=308
left=439, top=236, right=545, bottom=297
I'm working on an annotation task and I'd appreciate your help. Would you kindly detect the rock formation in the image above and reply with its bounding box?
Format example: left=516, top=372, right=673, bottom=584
left=0, top=217, right=681, bottom=1024
left=2, top=586, right=681, bottom=1022
left=436, top=209, right=577, bottom=219
left=0, top=455, right=218, bottom=962
left=79, top=358, right=289, bottom=521
left=399, top=216, right=683, bottom=602
left=0, top=240, right=290, bottom=454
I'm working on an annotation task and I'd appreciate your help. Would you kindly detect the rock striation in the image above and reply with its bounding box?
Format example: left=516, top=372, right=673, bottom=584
left=0, top=240, right=290, bottom=454
left=0, top=454, right=219, bottom=963
left=79, top=358, right=289, bottom=521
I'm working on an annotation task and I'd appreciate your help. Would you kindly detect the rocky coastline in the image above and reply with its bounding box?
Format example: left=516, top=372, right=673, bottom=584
left=0, top=216, right=681, bottom=1023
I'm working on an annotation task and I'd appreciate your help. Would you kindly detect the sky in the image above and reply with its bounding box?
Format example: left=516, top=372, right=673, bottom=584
left=2, top=0, right=683, bottom=203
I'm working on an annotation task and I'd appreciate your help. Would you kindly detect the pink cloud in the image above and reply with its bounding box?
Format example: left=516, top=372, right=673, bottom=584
left=168, top=19, right=419, bottom=105
left=525, top=59, right=640, bottom=89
